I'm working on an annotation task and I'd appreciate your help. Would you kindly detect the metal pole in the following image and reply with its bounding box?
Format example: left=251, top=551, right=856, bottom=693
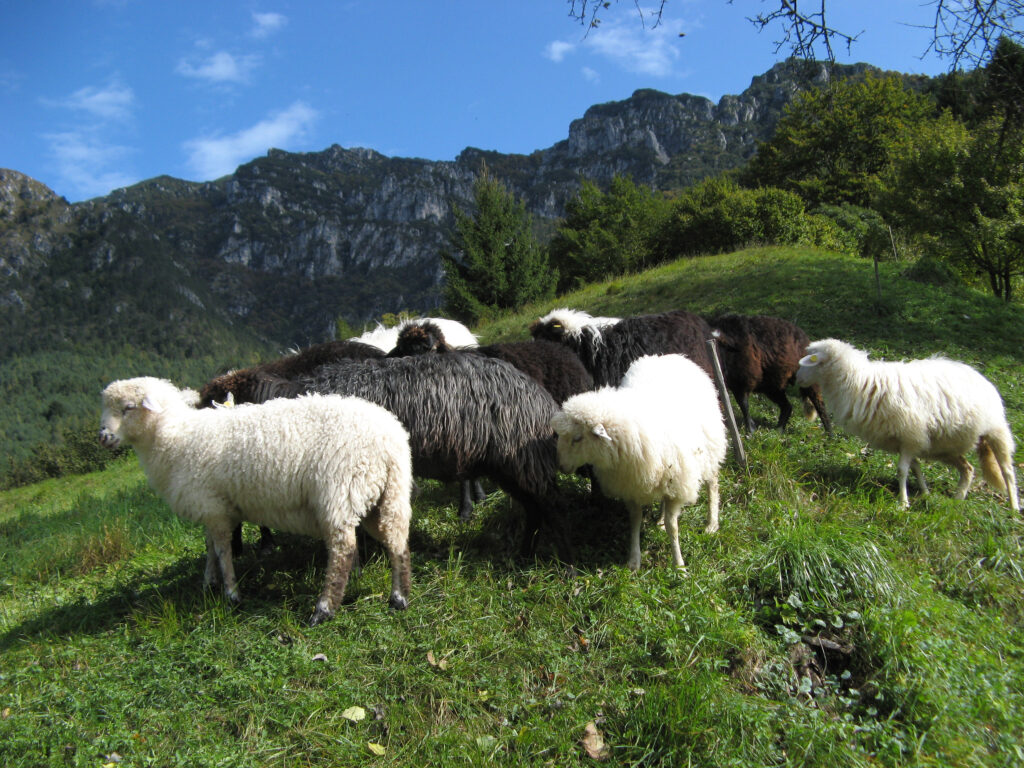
left=707, top=337, right=747, bottom=470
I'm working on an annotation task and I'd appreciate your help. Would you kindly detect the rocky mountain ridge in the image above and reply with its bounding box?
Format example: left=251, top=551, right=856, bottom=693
left=1, top=60, right=899, bottom=354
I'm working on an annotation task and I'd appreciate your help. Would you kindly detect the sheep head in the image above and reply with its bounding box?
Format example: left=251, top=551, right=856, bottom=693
left=99, top=377, right=186, bottom=450
left=551, top=405, right=616, bottom=474
left=797, top=338, right=862, bottom=386
left=391, top=321, right=450, bottom=356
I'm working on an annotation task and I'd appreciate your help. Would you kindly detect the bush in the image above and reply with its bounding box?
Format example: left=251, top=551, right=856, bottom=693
left=1, top=427, right=128, bottom=490
left=813, top=204, right=891, bottom=258
left=656, top=179, right=818, bottom=259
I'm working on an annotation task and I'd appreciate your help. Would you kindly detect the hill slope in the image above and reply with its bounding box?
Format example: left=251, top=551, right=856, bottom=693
left=2, top=246, right=1022, bottom=767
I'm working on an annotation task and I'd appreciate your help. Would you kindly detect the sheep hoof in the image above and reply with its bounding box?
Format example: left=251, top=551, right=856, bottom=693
left=225, top=590, right=242, bottom=606
left=389, top=591, right=409, bottom=611
left=308, top=608, right=334, bottom=626
left=704, top=523, right=719, bottom=534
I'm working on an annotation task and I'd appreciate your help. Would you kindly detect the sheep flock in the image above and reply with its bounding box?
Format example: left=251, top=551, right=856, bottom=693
left=99, top=311, right=1020, bottom=623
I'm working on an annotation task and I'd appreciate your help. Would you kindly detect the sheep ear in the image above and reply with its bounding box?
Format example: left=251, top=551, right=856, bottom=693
left=593, top=423, right=612, bottom=442
left=141, top=395, right=164, bottom=414
left=799, top=352, right=822, bottom=367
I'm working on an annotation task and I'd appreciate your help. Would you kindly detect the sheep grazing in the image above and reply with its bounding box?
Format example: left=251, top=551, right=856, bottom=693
left=530, top=307, right=716, bottom=386
left=552, top=354, right=728, bottom=571
left=797, top=339, right=1019, bottom=510
left=99, top=377, right=414, bottom=624
left=351, top=317, right=478, bottom=353
left=709, top=313, right=832, bottom=434
left=203, top=353, right=565, bottom=557
left=389, top=321, right=595, bottom=520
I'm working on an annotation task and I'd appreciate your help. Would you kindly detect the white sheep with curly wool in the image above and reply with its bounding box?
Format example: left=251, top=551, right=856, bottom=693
left=99, top=377, right=414, bottom=624
left=552, top=353, right=727, bottom=570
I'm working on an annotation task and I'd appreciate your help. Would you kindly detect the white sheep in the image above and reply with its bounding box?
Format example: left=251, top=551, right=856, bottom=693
left=551, top=354, right=728, bottom=570
left=99, top=377, right=414, bottom=624
left=351, top=317, right=478, bottom=353
left=797, top=338, right=1019, bottom=510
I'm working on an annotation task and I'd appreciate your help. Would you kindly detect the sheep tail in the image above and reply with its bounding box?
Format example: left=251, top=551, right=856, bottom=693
left=977, top=427, right=1019, bottom=510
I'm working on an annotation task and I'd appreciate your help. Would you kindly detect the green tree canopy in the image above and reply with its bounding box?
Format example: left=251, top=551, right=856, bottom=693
left=548, top=175, right=669, bottom=292
left=441, top=168, right=556, bottom=322
left=883, top=112, right=1024, bottom=301
left=742, top=74, right=935, bottom=208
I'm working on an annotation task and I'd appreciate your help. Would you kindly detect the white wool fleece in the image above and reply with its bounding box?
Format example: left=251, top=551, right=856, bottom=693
left=797, top=338, right=1018, bottom=509
left=552, top=354, right=727, bottom=569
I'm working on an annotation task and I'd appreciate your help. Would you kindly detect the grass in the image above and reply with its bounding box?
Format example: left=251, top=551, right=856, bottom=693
left=2, top=247, right=1023, bottom=766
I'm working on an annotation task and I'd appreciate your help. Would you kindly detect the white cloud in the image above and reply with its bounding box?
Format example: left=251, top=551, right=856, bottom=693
left=183, top=101, right=318, bottom=180
left=545, top=10, right=688, bottom=77
left=582, top=66, right=600, bottom=83
left=44, top=130, right=137, bottom=200
left=251, top=12, right=287, bottom=38
left=61, top=81, right=135, bottom=121
left=176, top=51, right=259, bottom=84
left=544, top=40, right=575, bottom=62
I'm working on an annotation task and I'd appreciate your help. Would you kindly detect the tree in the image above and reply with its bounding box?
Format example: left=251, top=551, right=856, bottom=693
left=741, top=74, right=934, bottom=208
left=548, top=175, right=668, bottom=291
left=442, top=168, right=556, bottom=322
left=883, top=112, right=1024, bottom=301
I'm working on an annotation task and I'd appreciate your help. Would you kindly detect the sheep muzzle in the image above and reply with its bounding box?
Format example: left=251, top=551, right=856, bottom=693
left=98, top=427, right=121, bottom=450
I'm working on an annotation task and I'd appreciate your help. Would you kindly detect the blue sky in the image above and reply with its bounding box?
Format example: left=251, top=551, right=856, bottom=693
left=1, top=1, right=958, bottom=202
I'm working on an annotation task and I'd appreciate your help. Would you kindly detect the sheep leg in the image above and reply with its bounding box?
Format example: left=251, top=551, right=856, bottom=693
left=912, top=458, right=929, bottom=496
left=661, top=498, right=685, bottom=569
left=459, top=480, right=476, bottom=521
left=205, top=522, right=241, bottom=604
left=626, top=501, right=644, bottom=572
left=800, top=385, right=832, bottom=434
left=310, top=526, right=358, bottom=626
left=472, top=479, right=487, bottom=502
left=361, top=511, right=412, bottom=610
left=766, top=390, right=793, bottom=431
left=704, top=474, right=721, bottom=534
left=947, top=455, right=974, bottom=500
left=896, top=454, right=915, bottom=508
left=737, top=392, right=756, bottom=434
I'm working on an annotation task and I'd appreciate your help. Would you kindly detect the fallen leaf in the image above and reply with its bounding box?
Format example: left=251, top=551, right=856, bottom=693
left=367, top=742, right=386, bottom=756
left=426, top=650, right=449, bottom=670
left=1, top=707, right=9, bottom=719
left=582, top=721, right=610, bottom=761
left=342, top=706, right=367, bottom=722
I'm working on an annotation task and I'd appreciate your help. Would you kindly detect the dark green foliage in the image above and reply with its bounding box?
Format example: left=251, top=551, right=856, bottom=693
left=548, top=176, right=669, bottom=291
left=655, top=178, right=821, bottom=258
left=442, top=168, right=556, bottom=322
left=813, top=204, right=891, bottom=258
left=741, top=74, right=936, bottom=208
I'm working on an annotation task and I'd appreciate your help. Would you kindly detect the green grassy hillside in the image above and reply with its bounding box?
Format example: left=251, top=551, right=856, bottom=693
left=2, top=247, right=1022, bottom=767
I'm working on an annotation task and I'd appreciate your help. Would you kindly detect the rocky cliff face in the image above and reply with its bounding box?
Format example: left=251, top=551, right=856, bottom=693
left=0, top=61, right=887, bottom=352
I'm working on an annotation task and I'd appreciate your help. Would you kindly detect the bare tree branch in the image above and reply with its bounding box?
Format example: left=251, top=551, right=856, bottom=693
left=922, top=0, right=1023, bottom=69
left=736, top=0, right=860, bottom=64
left=566, top=0, right=667, bottom=31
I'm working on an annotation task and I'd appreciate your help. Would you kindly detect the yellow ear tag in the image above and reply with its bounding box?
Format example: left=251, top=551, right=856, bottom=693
left=809, top=354, right=818, bottom=362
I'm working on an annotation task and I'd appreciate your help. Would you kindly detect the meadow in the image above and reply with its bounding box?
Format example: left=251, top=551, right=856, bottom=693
left=2, top=246, right=1022, bottom=767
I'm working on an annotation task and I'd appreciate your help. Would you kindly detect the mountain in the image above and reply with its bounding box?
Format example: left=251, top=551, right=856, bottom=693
left=5, top=60, right=912, bottom=362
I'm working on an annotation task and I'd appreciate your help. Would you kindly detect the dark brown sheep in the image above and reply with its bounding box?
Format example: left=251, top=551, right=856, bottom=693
left=709, top=313, right=832, bottom=434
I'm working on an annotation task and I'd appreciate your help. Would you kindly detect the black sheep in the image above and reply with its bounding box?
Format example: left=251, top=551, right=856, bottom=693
left=202, top=353, right=566, bottom=558
left=709, top=313, right=832, bottom=434
left=530, top=307, right=716, bottom=386
left=391, top=322, right=596, bottom=519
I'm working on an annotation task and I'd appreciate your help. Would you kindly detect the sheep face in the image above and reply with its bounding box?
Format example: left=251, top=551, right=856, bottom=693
left=99, top=377, right=182, bottom=450
left=797, top=339, right=841, bottom=385
left=551, top=410, right=615, bottom=474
